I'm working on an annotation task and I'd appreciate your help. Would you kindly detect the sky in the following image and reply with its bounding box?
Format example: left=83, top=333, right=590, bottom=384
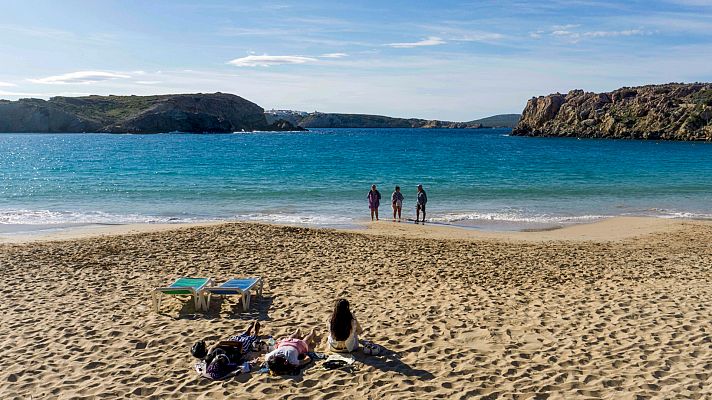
left=1, top=0, right=711, bottom=121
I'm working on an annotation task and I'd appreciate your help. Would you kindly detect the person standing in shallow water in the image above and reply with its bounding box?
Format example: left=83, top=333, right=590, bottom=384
left=367, top=184, right=381, bottom=221
left=391, top=186, right=404, bottom=222
left=416, top=184, right=427, bottom=223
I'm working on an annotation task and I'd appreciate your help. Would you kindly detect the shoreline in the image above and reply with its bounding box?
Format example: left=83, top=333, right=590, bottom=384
left=0, top=215, right=704, bottom=244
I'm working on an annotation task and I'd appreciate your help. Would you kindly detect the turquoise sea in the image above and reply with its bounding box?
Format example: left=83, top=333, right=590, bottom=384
left=2, top=128, right=712, bottom=233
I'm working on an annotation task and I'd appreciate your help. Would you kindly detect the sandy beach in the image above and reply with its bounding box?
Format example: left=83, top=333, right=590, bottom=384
left=1, top=218, right=711, bottom=399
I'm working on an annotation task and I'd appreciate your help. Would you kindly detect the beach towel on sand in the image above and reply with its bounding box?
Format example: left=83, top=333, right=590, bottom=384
left=323, top=353, right=357, bottom=372
left=325, top=353, right=355, bottom=364
left=194, top=359, right=241, bottom=381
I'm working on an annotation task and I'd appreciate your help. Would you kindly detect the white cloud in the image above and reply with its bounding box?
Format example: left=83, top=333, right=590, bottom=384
left=227, top=55, right=318, bottom=67
left=0, top=89, right=89, bottom=98
left=135, top=80, right=162, bottom=85
left=451, top=32, right=505, bottom=42
left=0, top=24, right=117, bottom=46
left=29, top=71, right=131, bottom=84
left=264, top=3, right=290, bottom=10
left=583, top=29, right=647, bottom=37
left=386, top=36, right=446, bottom=48
left=664, top=0, right=712, bottom=6
left=0, top=81, right=16, bottom=87
left=417, top=25, right=506, bottom=43
left=0, top=90, right=36, bottom=96
left=320, top=53, right=348, bottom=58
left=219, top=27, right=293, bottom=36
left=552, top=24, right=581, bottom=30
left=534, top=26, right=650, bottom=42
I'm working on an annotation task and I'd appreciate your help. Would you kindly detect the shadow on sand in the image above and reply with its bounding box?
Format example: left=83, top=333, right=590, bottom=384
left=353, top=344, right=435, bottom=381
left=173, top=295, right=274, bottom=321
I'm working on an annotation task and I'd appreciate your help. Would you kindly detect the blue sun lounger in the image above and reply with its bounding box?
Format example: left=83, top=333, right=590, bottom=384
left=152, top=277, right=214, bottom=313
left=203, top=277, right=263, bottom=312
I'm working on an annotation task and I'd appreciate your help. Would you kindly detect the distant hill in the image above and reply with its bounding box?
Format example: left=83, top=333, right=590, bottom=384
left=512, top=83, right=712, bottom=140
left=265, top=110, right=520, bottom=129
left=0, top=93, right=303, bottom=133
left=264, top=109, right=308, bottom=127
left=468, top=114, right=521, bottom=128
left=295, top=113, right=482, bottom=129
left=0, top=93, right=518, bottom=133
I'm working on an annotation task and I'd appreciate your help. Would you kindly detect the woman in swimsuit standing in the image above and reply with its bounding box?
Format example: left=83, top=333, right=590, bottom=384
left=367, top=184, right=381, bottom=221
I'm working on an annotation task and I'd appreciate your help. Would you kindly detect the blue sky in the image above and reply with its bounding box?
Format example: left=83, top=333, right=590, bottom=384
left=1, top=0, right=711, bottom=120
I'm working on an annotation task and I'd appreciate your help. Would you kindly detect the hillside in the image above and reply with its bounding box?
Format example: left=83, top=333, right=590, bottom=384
left=469, top=114, right=521, bottom=128
left=512, top=83, right=712, bottom=140
left=265, top=111, right=520, bottom=129
left=0, top=93, right=303, bottom=133
left=295, top=113, right=480, bottom=129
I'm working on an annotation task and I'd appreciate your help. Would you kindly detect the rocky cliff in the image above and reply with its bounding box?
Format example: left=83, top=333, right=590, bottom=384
left=267, top=111, right=520, bottom=129
left=0, top=93, right=304, bottom=133
left=512, top=83, right=712, bottom=140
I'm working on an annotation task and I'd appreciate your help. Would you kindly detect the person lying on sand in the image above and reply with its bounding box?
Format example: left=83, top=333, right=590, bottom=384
left=327, top=298, right=363, bottom=353
left=264, top=328, right=319, bottom=375
left=192, top=320, right=261, bottom=379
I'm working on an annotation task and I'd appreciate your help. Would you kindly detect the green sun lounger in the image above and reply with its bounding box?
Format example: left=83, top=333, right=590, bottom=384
left=203, top=277, right=263, bottom=312
left=152, top=277, right=214, bottom=313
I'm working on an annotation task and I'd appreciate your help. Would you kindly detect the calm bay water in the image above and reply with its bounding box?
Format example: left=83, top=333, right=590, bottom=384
left=2, top=128, right=712, bottom=232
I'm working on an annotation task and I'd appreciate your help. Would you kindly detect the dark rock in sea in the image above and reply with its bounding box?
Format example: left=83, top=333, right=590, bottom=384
left=512, top=83, right=712, bottom=140
left=0, top=93, right=286, bottom=133
left=268, top=119, right=307, bottom=131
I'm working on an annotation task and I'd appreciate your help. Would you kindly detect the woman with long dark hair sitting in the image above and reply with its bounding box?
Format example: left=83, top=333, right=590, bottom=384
left=328, top=298, right=363, bottom=352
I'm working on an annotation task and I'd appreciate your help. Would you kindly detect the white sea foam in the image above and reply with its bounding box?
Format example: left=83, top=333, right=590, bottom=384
left=236, top=213, right=354, bottom=226
left=3, top=207, right=711, bottom=231
left=430, top=211, right=608, bottom=225
left=0, top=209, right=196, bottom=225
left=0, top=208, right=354, bottom=227
left=647, top=209, right=712, bottom=220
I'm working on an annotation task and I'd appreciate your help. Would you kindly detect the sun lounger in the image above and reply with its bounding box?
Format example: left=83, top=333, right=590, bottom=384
left=152, top=277, right=214, bottom=313
left=203, top=277, right=263, bottom=312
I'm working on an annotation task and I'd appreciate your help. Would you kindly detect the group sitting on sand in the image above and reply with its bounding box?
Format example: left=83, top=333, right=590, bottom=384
left=192, top=298, right=374, bottom=379
left=368, top=184, right=427, bottom=223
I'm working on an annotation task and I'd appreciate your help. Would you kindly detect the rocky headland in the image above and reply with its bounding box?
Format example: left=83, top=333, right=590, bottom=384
left=265, top=110, right=521, bottom=129
left=0, top=93, right=304, bottom=133
left=512, top=83, right=712, bottom=140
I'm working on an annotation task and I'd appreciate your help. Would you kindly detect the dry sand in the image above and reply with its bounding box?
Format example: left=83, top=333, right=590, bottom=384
left=1, top=219, right=711, bottom=399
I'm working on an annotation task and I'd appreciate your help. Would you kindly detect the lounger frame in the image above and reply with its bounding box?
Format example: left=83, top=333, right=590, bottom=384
left=203, top=277, right=263, bottom=312
left=152, top=277, right=214, bottom=313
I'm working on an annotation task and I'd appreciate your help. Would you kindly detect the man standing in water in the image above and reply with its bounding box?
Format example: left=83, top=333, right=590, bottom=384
left=415, top=184, right=427, bottom=223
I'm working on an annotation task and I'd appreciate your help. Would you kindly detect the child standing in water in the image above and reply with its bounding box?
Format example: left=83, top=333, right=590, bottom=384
left=391, top=186, right=404, bottom=222
left=367, top=184, right=381, bottom=221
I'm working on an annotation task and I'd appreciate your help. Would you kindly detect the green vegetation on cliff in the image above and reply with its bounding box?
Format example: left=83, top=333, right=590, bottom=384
left=512, top=83, right=712, bottom=141
left=0, top=93, right=302, bottom=133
